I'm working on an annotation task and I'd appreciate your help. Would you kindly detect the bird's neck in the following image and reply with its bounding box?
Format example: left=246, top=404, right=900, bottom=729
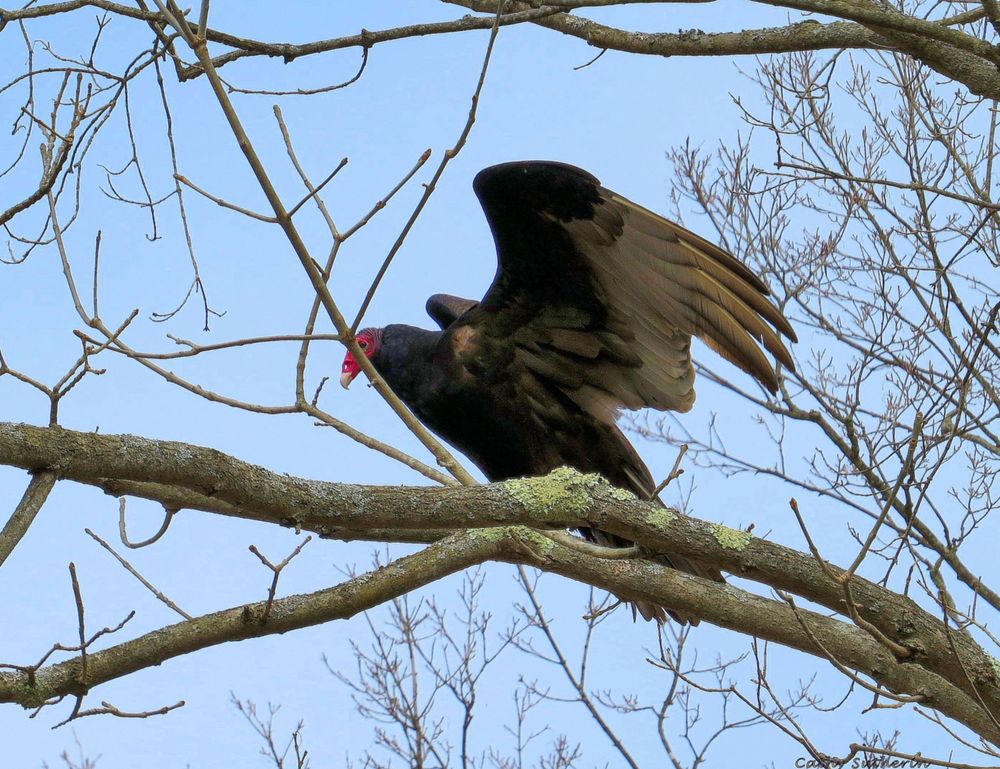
left=374, top=324, right=444, bottom=404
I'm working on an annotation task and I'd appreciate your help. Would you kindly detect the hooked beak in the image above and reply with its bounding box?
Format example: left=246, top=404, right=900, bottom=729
left=340, top=371, right=357, bottom=390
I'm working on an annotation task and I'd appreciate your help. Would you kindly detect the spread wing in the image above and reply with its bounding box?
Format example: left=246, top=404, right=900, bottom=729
left=446, top=161, right=796, bottom=425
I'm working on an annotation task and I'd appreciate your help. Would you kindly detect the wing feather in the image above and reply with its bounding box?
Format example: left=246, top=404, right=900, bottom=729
left=465, top=161, right=796, bottom=425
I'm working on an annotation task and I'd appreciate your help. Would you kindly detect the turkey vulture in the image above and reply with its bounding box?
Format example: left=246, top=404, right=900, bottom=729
left=341, top=161, right=796, bottom=623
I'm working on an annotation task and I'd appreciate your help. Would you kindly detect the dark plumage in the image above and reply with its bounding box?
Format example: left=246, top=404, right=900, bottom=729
left=341, top=161, right=797, bottom=623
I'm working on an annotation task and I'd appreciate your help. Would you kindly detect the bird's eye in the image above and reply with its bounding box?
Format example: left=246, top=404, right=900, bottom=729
left=359, top=340, right=368, bottom=350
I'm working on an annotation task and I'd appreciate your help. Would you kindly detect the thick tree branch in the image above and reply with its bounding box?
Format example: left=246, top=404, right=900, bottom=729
left=179, top=7, right=561, bottom=79
left=1, top=422, right=998, bottom=730
left=9, top=0, right=999, bottom=100
left=763, top=0, right=999, bottom=62
left=0, top=530, right=500, bottom=709
left=448, top=0, right=1000, bottom=98
left=449, top=0, right=887, bottom=55
left=93, top=479, right=453, bottom=545
left=2, top=516, right=996, bottom=745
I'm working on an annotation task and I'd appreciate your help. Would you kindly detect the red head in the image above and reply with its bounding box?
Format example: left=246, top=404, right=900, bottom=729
left=340, top=328, right=382, bottom=389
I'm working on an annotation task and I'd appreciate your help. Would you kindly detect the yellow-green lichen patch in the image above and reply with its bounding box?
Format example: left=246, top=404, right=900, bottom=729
left=11, top=679, right=52, bottom=709
left=990, top=655, right=1000, bottom=682
left=502, top=467, right=601, bottom=521
left=574, top=471, right=636, bottom=502
left=606, top=485, right=637, bottom=502
left=467, top=527, right=506, bottom=543
left=711, top=523, right=752, bottom=551
left=645, top=506, right=677, bottom=529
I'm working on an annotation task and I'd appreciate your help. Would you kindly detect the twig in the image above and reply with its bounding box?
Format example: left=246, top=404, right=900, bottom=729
left=248, top=536, right=313, bottom=625
left=844, top=413, right=924, bottom=578
left=540, top=530, right=640, bottom=559
left=654, top=444, right=688, bottom=497
left=74, top=698, right=185, bottom=720
left=340, top=149, right=431, bottom=241
left=118, top=497, right=175, bottom=549
left=286, top=157, right=349, bottom=219
left=776, top=590, right=923, bottom=704
left=73, top=331, right=345, bottom=360
left=85, top=528, right=192, bottom=620
left=174, top=173, right=276, bottom=222
left=51, top=563, right=90, bottom=728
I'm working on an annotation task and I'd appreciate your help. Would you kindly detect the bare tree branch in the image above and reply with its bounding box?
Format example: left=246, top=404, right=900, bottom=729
left=0, top=471, right=57, bottom=567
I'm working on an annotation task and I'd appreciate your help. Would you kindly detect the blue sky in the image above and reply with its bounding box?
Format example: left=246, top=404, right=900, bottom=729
left=0, top=3, right=973, bottom=767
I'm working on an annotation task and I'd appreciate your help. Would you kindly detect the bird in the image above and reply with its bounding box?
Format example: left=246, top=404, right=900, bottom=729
left=340, top=160, right=796, bottom=623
